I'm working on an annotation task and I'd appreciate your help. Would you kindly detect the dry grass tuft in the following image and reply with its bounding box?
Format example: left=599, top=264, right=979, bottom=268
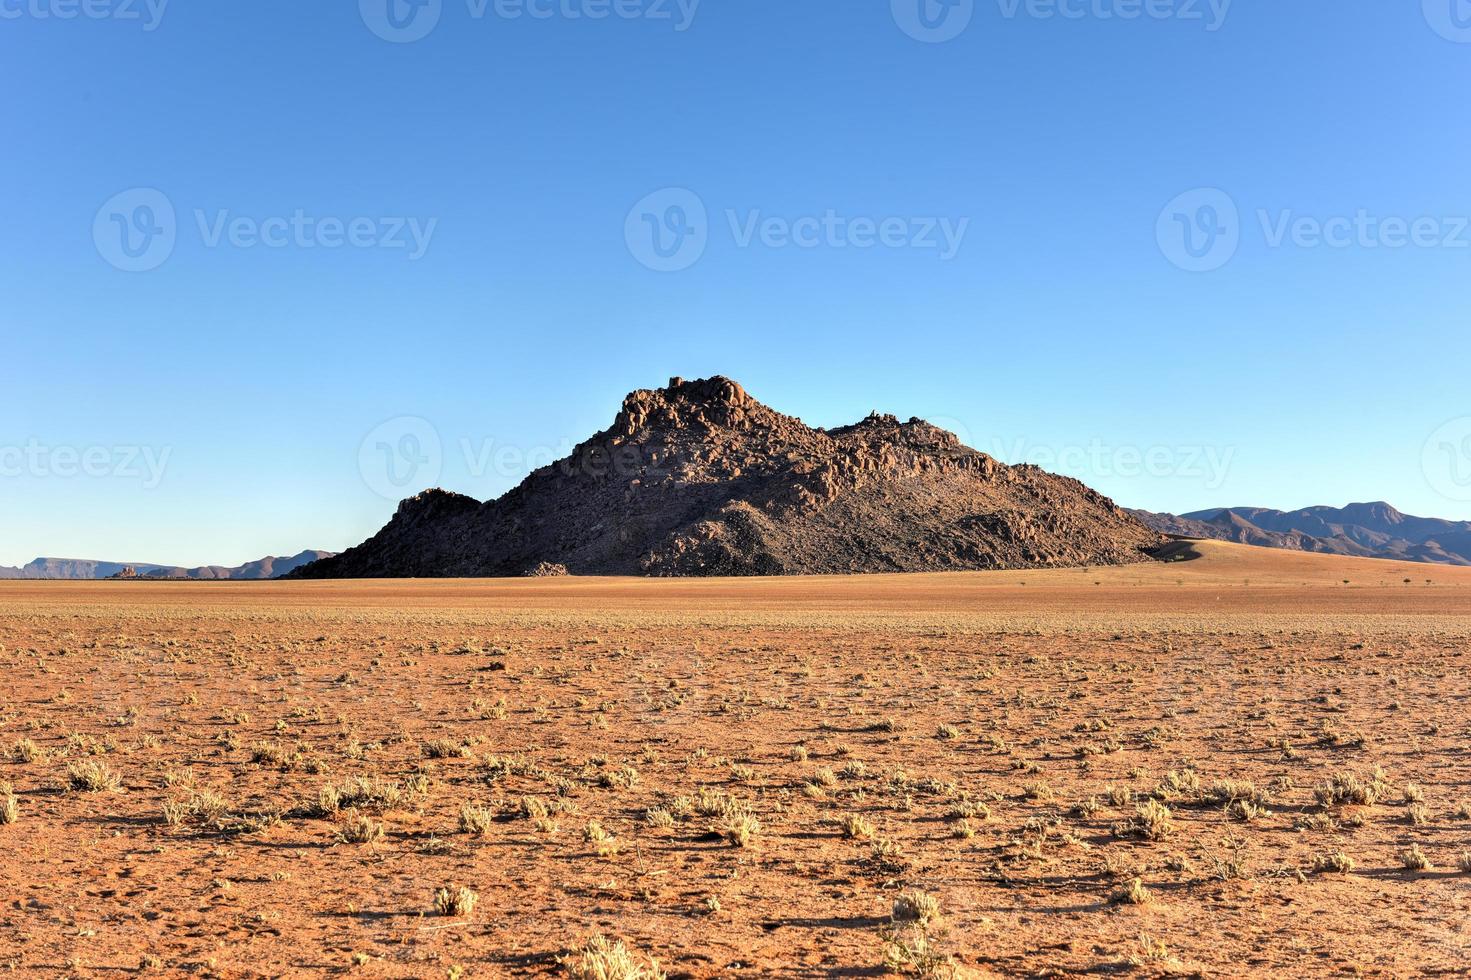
left=1110, top=877, right=1153, bottom=905
left=337, top=813, right=386, bottom=845
left=433, top=885, right=478, bottom=917
left=1311, top=850, right=1355, bottom=874
left=1114, top=800, right=1173, bottom=841
left=891, top=890, right=940, bottom=926
left=560, top=935, right=666, bottom=980
left=842, top=813, right=876, bottom=840
left=1399, top=844, right=1433, bottom=871
left=459, top=803, right=495, bottom=835
left=67, top=760, right=122, bottom=793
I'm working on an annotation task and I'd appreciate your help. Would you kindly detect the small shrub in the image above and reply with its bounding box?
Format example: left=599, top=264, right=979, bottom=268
left=433, top=885, right=478, bottom=917
left=1400, top=844, right=1433, bottom=871
left=67, top=761, right=122, bottom=793
left=1114, top=800, right=1173, bottom=841
left=842, top=813, right=875, bottom=840
left=721, top=814, right=761, bottom=848
left=1311, top=850, right=1355, bottom=874
left=1314, top=769, right=1388, bottom=808
left=1227, top=799, right=1269, bottom=823
left=337, top=813, right=386, bottom=845
left=560, top=935, right=665, bottom=980
left=459, top=803, right=495, bottom=835
left=424, top=739, right=473, bottom=760
left=892, top=890, right=940, bottom=926
left=1110, top=877, right=1152, bottom=905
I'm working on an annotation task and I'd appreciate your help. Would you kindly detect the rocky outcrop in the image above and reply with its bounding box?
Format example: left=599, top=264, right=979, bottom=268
left=294, top=376, right=1166, bottom=579
left=521, top=562, right=570, bottom=578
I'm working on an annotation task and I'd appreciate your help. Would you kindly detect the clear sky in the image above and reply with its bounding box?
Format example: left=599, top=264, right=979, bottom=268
left=3, top=1, right=1471, bottom=567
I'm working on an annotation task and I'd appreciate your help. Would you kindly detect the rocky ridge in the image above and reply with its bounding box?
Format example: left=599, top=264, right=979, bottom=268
left=294, top=377, right=1165, bottom=578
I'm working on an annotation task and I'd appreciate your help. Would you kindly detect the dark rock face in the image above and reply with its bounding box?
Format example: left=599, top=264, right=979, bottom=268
left=295, top=376, right=1166, bottom=579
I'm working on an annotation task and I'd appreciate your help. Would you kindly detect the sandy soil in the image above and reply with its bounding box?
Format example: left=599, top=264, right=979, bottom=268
left=1, top=541, right=1469, bottom=978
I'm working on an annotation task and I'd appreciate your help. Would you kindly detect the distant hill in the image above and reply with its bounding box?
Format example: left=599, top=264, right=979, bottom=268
left=1131, top=503, right=1471, bottom=566
left=0, top=550, right=336, bottom=580
left=295, top=375, right=1164, bottom=578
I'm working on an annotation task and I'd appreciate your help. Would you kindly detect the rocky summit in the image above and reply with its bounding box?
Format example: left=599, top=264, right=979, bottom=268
left=294, top=377, right=1165, bottom=578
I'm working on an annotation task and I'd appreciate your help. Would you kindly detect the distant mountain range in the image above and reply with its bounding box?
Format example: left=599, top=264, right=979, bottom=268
left=0, top=550, right=335, bottom=580
left=1131, top=502, right=1471, bottom=566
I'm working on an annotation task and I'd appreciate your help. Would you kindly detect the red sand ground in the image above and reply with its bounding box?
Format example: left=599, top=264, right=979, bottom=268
left=1, top=541, right=1469, bottom=977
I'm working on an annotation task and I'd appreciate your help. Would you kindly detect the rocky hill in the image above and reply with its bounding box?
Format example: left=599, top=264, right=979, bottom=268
left=295, top=376, right=1165, bottom=578
left=0, top=550, right=335, bottom=580
left=1132, top=503, right=1471, bottom=566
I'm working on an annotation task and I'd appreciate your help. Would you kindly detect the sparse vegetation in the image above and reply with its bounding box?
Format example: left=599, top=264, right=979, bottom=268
left=67, top=760, right=122, bottom=793
left=1399, top=844, right=1433, bottom=871
left=5, top=552, right=1470, bottom=975
left=433, top=885, right=478, bottom=917
left=1110, top=877, right=1153, bottom=905
left=560, top=935, right=665, bottom=980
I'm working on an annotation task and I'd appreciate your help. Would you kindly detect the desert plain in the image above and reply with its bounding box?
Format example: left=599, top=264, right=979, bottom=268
left=2, top=541, right=1470, bottom=977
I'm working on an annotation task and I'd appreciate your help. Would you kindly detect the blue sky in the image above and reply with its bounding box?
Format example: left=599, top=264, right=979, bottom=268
left=3, top=0, right=1471, bottom=567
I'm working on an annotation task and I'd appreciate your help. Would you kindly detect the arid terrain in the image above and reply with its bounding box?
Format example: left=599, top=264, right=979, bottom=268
left=3, top=542, right=1470, bottom=977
